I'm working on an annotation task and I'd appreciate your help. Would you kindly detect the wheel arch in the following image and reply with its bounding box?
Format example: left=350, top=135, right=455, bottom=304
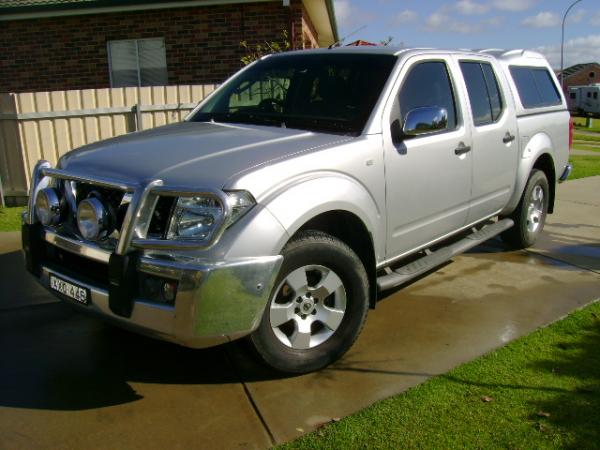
left=293, top=210, right=378, bottom=309
left=503, top=146, right=557, bottom=216
left=532, top=153, right=556, bottom=214
left=262, top=175, right=383, bottom=309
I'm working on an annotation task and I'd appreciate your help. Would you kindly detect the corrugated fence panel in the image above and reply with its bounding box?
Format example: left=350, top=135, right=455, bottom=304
left=97, top=88, right=114, bottom=141
left=0, top=84, right=216, bottom=200
left=17, top=93, right=41, bottom=188
left=0, top=94, right=28, bottom=197
left=51, top=91, right=71, bottom=159
left=66, top=89, right=86, bottom=150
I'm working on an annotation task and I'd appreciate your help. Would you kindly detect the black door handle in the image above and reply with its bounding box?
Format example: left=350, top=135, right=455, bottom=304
left=503, top=132, right=516, bottom=144
left=454, top=142, right=471, bottom=155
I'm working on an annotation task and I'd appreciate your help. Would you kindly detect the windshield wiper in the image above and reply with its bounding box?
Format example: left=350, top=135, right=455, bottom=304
left=205, top=112, right=286, bottom=128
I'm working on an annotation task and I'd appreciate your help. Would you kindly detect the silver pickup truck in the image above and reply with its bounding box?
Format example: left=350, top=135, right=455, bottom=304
left=23, top=47, right=572, bottom=373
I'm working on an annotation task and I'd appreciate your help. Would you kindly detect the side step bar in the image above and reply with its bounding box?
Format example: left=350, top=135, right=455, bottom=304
left=377, top=218, right=514, bottom=292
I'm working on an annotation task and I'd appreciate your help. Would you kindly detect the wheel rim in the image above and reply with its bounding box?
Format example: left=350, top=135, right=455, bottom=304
left=526, top=184, right=544, bottom=234
left=269, top=264, right=347, bottom=350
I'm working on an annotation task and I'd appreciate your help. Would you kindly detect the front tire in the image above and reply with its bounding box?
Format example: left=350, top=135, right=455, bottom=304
left=502, top=169, right=549, bottom=249
left=249, top=230, right=369, bottom=374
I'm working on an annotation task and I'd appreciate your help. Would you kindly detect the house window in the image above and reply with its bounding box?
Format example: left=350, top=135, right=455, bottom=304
left=590, top=72, right=596, bottom=79
left=108, top=38, right=168, bottom=87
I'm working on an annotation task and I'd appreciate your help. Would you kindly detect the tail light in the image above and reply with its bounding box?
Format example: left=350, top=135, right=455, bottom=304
left=568, top=117, right=574, bottom=151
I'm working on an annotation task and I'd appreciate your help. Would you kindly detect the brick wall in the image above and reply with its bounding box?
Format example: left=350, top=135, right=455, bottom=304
left=0, top=0, right=319, bottom=93
left=563, top=64, right=600, bottom=93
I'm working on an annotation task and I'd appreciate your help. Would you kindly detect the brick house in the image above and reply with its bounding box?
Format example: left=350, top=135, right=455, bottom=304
left=0, top=0, right=338, bottom=93
left=557, top=62, right=600, bottom=94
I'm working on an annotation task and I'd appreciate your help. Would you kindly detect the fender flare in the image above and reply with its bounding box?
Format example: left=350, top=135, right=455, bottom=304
left=262, top=173, right=384, bottom=261
left=502, top=133, right=556, bottom=215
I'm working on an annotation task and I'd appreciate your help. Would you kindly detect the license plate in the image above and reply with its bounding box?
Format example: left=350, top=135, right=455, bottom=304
left=49, top=274, right=90, bottom=305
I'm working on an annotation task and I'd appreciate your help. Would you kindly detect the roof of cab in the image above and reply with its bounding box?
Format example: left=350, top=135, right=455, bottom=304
left=267, top=46, right=547, bottom=63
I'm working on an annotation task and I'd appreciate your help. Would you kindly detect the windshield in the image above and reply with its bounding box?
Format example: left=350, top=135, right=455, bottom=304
left=189, top=53, right=397, bottom=135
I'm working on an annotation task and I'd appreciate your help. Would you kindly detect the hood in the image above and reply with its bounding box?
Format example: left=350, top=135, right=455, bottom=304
left=59, top=122, right=350, bottom=189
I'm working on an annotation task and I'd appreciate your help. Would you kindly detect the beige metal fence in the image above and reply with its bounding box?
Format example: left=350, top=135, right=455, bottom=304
left=0, top=84, right=216, bottom=203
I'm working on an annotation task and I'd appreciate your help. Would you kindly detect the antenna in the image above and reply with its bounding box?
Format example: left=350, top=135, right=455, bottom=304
left=328, top=25, right=367, bottom=49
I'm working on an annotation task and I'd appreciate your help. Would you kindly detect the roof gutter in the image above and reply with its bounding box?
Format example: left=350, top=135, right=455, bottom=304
left=0, top=0, right=271, bottom=21
left=325, top=0, right=339, bottom=42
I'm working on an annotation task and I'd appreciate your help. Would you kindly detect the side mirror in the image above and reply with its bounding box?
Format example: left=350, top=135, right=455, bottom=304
left=402, top=106, right=449, bottom=138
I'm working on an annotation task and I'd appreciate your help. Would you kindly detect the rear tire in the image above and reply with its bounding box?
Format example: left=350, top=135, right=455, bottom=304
left=249, top=230, right=369, bottom=374
left=502, top=169, right=549, bottom=249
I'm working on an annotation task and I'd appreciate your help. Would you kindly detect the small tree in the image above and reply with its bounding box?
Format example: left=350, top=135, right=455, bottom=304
left=240, top=30, right=291, bottom=65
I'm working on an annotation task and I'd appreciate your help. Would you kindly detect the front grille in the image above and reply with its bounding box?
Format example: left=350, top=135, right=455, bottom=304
left=74, top=182, right=125, bottom=209
left=73, top=182, right=128, bottom=233
left=147, top=196, right=176, bottom=238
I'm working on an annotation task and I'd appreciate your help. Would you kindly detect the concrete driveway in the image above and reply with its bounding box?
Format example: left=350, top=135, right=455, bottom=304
left=1, top=177, right=599, bottom=449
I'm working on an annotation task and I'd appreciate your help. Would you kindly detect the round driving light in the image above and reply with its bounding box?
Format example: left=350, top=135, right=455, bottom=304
left=77, top=197, right=107, bottom=240
left=35, top=188, right=61, bottom=225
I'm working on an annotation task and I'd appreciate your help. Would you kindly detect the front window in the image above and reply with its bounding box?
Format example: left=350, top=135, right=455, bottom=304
left=398, top=61, right=458, bottom=131
left=190, top=53, right=397, bottom=135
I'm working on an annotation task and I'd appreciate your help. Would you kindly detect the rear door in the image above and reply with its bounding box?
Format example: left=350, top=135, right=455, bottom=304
left=456, top=57, right=519, bottom=223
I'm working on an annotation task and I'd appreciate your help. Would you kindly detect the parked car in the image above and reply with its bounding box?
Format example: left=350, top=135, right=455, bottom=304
left=22, top=46, right=572, bottom=373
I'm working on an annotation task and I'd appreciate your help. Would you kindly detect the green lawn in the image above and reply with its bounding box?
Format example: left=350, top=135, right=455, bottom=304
left=282, top=301, right=600, bottom=450
left=569, top=155, right=600, bottom=179
left=573, top=116, right=600, bottom=133
left=0, top=207, right=23, bottom=232
left=573, top=144, right=600, bottom=153
left=574, top=133, right=600, bottom=143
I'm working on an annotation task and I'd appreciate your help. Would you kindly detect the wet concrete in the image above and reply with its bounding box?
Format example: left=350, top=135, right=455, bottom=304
left=528, top=176, right=600, bottom=273
left=1, top=177, right=599, bottom=449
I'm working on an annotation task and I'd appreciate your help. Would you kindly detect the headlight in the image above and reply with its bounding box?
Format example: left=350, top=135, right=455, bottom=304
left=35, top=187, right=61, bottom=225
left=166, top=191, right=255, bottom=242
left=77, top=197, right=107, bottom=240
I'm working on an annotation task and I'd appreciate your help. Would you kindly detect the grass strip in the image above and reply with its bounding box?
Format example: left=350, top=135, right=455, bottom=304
left=0, top=207, right=23, bottom=232
left=572, top=144, right=600, bottom=153
left=573, top=133, right=600, bottom=143
left=281, top=301, right=600, bottom=450
left=569, top=155, right=600, bottom=179
left=573, top=117, right=600, bottom=133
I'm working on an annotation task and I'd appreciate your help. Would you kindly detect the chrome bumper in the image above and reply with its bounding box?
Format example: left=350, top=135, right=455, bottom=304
left=559, top=163, right=573, bottom=183
left=23, top=161, right=284, bottom=348
left=32, top=230, right=283, bottom=348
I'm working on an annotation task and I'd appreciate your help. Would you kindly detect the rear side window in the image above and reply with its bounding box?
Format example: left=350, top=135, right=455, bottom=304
left=509, top=66, right=561, bottom=109
left=460, top=61, right=504, bottom=126
left=399, top=61, right=457, bottom=131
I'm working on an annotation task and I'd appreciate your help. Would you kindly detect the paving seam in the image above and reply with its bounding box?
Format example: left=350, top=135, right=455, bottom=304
left=223, top=345, right=277, bottom=448
left=525, top=249, right=600, bottom=276
left=0, top=300, right=59, bottom=313
left=556, top=199, right=600, bottom=207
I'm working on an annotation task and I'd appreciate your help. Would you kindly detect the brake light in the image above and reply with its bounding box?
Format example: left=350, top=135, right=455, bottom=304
left=569, top=117, right=574, bottom=151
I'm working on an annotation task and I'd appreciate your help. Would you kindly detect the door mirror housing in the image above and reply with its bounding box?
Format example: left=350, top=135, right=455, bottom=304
left=402, top=106, right=449, bottom=138
left=390, top=119, right=403, bottom=145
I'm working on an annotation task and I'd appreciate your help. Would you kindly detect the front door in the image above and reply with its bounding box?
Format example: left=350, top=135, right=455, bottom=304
left=383, top=57, right=472, bottom=260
